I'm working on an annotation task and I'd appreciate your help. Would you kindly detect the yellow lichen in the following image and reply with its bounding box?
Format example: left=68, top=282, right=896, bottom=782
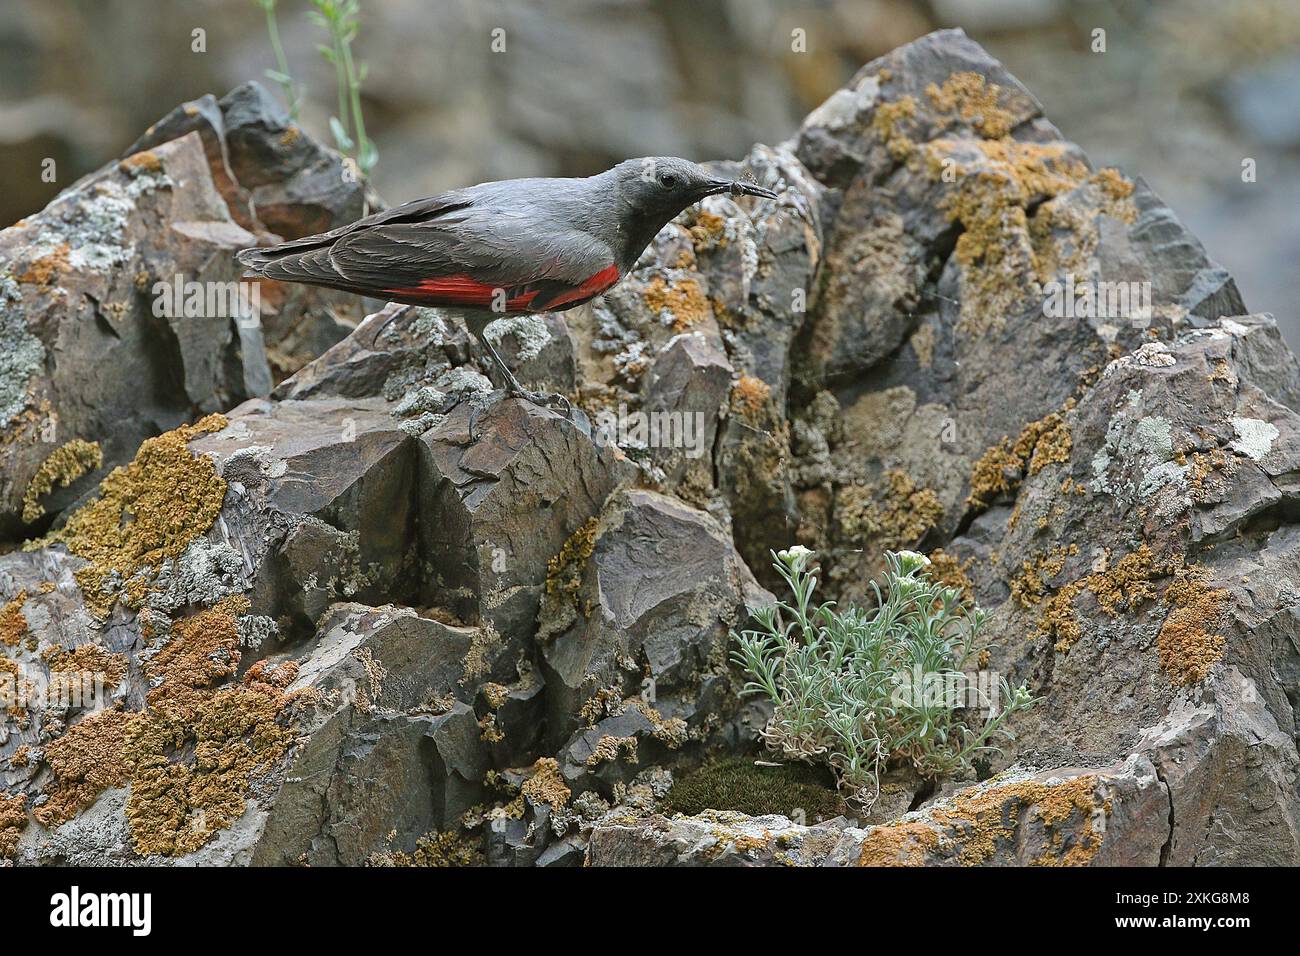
left=643, top=276, right=710, bottom=332
left=966, top=405, right=1073, bottom=511
left=1009, top=544, right=1077, bottom=609
left=520, top=757, right=570, bottom=812
left=839, top=470, right=943, bottom=551
left=933, top=775, right=1108, bottom=866
left=21, top=439, right=102, bottom=523
left=1038, top=546, right=1166, bottom=653
left=369, top=830, right=481, bottom=867
left=925, top=71, right=1017, bottom=139
left=542, top=517, right=600, bottom=626
left=927, top=549, right=973, bottom=602
left=35, top=415, right=228, bottom=617
left=872, top=94, right=918, bottom=161
left=586, top=735, right=638, bottom=768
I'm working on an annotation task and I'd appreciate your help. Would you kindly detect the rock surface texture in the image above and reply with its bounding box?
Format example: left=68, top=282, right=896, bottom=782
left=1, top=33, right=1296, bottom=866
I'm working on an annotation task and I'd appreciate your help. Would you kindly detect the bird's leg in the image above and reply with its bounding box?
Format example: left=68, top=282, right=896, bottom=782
left=476, top=334, right=573, bottom=419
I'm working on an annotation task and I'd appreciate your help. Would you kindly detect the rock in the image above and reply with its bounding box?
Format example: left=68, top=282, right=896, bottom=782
left=416, top=396, right=632, bottom=639
left=539, top=489, right=770, bottom=763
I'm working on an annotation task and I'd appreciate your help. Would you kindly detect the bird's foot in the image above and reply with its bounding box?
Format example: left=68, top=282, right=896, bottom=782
left=506, top=384, right=573, bottom=419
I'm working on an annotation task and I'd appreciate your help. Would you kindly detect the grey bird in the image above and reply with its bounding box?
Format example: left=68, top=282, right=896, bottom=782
left=236, top=157, right=777, bottom=410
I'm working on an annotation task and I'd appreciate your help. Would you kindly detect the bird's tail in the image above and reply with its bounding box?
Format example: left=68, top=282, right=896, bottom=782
left=236, top=232, right=348, bottom=287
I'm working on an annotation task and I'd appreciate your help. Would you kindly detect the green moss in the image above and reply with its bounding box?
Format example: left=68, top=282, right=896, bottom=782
left=663, top=756, right=846, bottom=822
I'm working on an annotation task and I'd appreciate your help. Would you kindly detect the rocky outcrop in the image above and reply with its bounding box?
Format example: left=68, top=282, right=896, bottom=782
left=2, top=31, right=1297, bottom=867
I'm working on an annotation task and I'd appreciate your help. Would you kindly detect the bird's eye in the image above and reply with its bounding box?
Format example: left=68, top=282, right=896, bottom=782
left=659, top=174, right=678, bottom=189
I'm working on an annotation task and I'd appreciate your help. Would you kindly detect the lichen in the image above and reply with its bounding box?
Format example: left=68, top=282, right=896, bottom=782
left=1009, top=545, right=1077, bottom=609
left=0, top=792, right=27, bottom=859
left=520, top=757, right=570, bottom=812
left=731, top=375, right=771, bottom=421
left=1158, top=567, right=1226, bottom=685
left=34, top=708, right=133, bottom=828
left=368, top=830, right=482, bottom=867
left=932, top=774, right=1108, bottom=866
left=0, top=591, right=29, bottom=647
left=838, top=470, right=943, bottom=551
left=0, top=273, right=46, bottom=429
left=21, top=438, right=102, bottom=523
left=857, top=820, right=941, bottom=866
left=586, top=734, right=638, bottom=768
left=927, top=548, right=974, bottom=603
left=967, top=405, right=1073, bottom=511
left=1037, top=545, right=1166, bottom=653
left=35, top=415, right=228, bottom=616
left=871, top=94, right=918, bottom=160
left=541, top=517, right=600, bottom=628
left=643, top=276, right=710, bottom=332
left=925, top=71, right=1017, bottom=139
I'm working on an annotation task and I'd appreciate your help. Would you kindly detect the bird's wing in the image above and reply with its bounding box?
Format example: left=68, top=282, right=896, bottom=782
left=238, top=191, right=618, bottom=312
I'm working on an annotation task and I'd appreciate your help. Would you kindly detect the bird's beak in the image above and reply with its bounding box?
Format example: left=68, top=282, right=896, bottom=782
left=706, top=178, right=778, bottom=200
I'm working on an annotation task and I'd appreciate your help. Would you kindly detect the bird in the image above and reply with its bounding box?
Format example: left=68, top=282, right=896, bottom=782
left=236, top=157, right=777, bottom=412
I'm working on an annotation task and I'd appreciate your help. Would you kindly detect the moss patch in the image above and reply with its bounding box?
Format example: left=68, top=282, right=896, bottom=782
left=21, top=439, right=102, bottom=523
left=663, top=756, right=846, bottom=821
left=36, top=415, right=228, bottom=617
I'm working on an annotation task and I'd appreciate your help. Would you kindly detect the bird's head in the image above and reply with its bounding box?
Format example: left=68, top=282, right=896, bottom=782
left=605, top=157, right=777, bottom=264
left=611, top=156, right=777, bottom=220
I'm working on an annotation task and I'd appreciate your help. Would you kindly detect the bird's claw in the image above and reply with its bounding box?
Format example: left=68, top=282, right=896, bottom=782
left=507, top=385, right=574, bottom=420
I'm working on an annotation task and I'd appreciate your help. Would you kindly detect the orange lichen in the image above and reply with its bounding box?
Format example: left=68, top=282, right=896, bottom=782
left=1158, top=567, right=1227, bottom=685
left=34, top=708, right=134, bottom=828
left=857, top=820, right=941, bottom=866
left=0, top=792, right=27, bottom=859
left=18, top=243, right=71, bottom=287
left=967, top=405, right=1073, bottom=510
left=731, top=375, right=771, bottom=420
left=933, top=775, right=1107, bottom=866
left=0, top=591, right=29, bottom=647
left=118, top=150, right=163, bottom=176
left=1037, top=546, right=1166, bottom=652
left=45, top=643, right=128, bottom=688
left=872, top=94, right=918, bottom=161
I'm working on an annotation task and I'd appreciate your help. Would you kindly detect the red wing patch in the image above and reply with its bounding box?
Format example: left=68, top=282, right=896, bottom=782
left=384, top=264, right=620, bottom=313
left=383, top=274, right=538, bottom=310
left=539, top=264, right=621, bottom=309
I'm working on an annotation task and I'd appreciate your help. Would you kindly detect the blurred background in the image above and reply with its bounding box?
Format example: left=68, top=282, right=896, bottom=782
left=1, top=0, right=1296, bottom=342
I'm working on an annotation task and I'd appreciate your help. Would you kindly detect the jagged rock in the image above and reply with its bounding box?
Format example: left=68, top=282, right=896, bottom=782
left=539, top=489, right=771, bottom=763
left=417, top=396, right=632, bottom=639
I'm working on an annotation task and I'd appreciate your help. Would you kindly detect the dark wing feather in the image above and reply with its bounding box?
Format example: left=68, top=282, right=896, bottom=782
left=237, top=188, right=615, bottom=311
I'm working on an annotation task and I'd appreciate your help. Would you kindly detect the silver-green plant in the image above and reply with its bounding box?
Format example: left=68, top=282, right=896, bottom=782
left=732, top=546, right=1035, bottom=807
